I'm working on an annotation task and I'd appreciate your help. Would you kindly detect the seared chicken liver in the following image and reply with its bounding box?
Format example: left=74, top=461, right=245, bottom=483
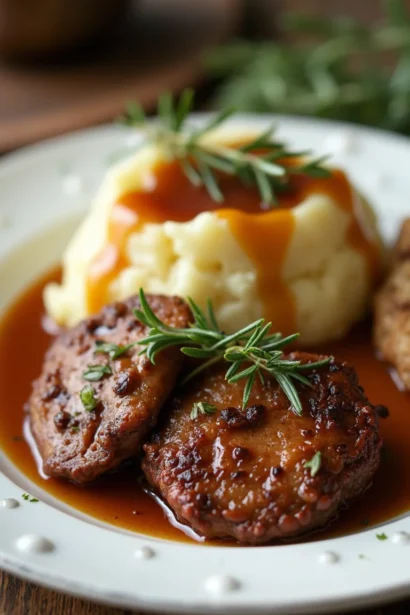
left=143, top=353, right=382, bottom=544
left=28, top=295, right=191, bottom=484
left=374, top=218, right=410, bottom=388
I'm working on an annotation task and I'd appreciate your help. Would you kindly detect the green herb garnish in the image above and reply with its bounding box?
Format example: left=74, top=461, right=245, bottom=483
left=376, top=532, right=388, bottom=541
left=304, top=451, right=322, bottom=477
left=22, top=493, right=39, bottom=503
left=94, top=341, right=136, bottom=360
left=191, top=402, right=218, bottom=420
left=205, top=1, right=410, bottom=136
left=135, top=288, right=330, bottom=415
left=80, top=385, right=98, bottom=412
left=82, top=364, right=112, bottom=382
left=119, top=89, right=330, bottom=207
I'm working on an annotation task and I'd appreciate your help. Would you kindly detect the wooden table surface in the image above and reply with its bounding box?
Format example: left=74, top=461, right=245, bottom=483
left=1, top=568, right=410, bottom=615
left=2, top=0, right=410, bottom=614
left=0, top=0, right=240, bottom=152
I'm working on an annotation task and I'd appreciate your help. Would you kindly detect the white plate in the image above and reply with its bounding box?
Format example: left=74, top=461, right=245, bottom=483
left=1, top=116, right=410, bottom=615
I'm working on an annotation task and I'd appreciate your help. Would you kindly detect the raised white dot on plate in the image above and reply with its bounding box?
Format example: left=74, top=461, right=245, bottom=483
left=62, top=174, right=83, bottom=196
left=125, top=133, right=141, bottom=148
left=16, top=534, right=54, bottom=554
left=323, top=131, right=357, bottom=155
left=1, top=498, right=19, bottom=509
left=204, top=575, right=241, bottom=594
left=318, top=550, right=339, bottom=564
left=365, top=172, right=391, bottom=191
left=135, top=546, right=155, bottom=560
left=392, top=531, right=410, bottom=545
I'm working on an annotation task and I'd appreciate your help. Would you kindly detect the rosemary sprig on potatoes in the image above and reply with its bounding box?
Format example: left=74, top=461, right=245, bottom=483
left=135, top=289, right=330, bottom=415
left=119, top=89, right=330, bottom=207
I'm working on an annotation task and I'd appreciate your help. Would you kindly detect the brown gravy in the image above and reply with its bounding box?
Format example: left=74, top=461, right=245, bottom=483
left=87, top=160, right=381, bottom=337
left=1, top=267, right=409, bottom=545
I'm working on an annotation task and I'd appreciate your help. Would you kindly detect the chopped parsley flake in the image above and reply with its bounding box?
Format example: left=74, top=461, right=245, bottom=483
left=304, top=451, right=322, bottom=477
left=22, top=493, right=39, bottom=503
left=80, top=385, right=98, bottom=412
left=94, top=341, right=136, bottom=360
left=191, top=402, right=217, bottom=420
left=376, top=532, right=388, bottom=541
left=82, top=364, right=112, bottom=382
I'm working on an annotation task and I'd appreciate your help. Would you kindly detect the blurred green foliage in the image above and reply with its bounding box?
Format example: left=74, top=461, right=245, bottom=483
left=205, top=0, right=410, bottom=134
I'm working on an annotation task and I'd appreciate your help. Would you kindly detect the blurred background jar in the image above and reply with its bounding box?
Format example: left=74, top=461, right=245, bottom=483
left=0, top=0, right=130, bottom=61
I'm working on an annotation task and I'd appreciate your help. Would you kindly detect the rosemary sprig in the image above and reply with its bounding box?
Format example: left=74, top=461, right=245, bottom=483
left=119, top=90, right=330, bottom=207
left=205, top=0, right=410, bottom=135
left=134, top=289, right=330, bottom=416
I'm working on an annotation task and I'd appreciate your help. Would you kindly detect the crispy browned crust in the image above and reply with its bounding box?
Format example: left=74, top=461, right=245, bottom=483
left=28, top=295, right=191, bottom=484
left=374, top=219, right=410, bottom=388
left=142, top=353, right=382, bottom=545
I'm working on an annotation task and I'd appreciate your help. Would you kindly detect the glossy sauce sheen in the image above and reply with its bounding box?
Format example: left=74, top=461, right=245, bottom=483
left=0, top=268, right=410, bottom=544
left=87, top=160, right=380, bottom=335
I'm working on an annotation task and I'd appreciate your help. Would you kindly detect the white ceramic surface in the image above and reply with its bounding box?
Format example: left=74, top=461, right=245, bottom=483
left=0, top=116, right=410, bottom=614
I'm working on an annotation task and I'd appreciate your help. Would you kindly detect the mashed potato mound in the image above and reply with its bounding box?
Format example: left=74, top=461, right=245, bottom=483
left=45, top=128, right=382, bottom=345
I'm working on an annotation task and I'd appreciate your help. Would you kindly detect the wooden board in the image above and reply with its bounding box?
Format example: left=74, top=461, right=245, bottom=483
left=0, top=0, right=240, bottom=152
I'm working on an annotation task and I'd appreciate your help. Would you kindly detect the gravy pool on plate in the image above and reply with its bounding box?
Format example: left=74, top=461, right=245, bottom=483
left=0, top=269, right=409, bottom=544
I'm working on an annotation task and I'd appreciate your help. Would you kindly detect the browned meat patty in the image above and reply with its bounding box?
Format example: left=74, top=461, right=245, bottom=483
left=143, top=353, right=382, bottom=544
left=28, top=295, right=191, bottom=484
left=375, top=218, right=410, bottom=388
